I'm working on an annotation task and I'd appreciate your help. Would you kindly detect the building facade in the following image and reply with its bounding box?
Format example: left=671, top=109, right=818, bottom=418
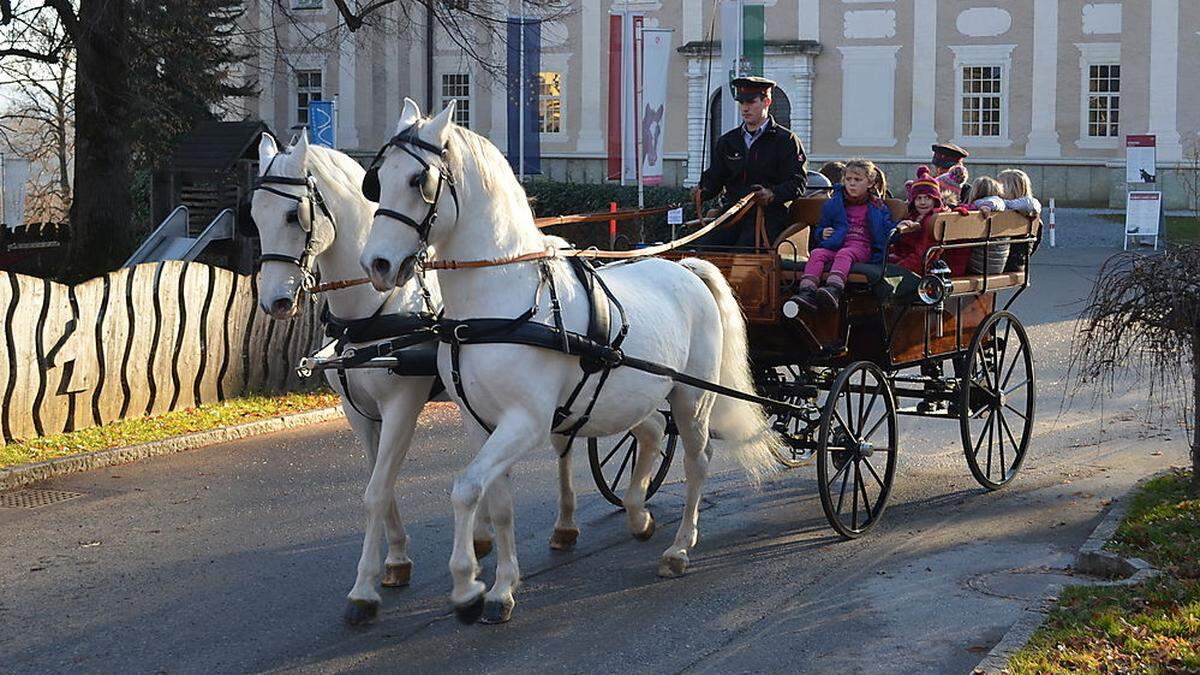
left=249, top=1, right=1200, bottom=208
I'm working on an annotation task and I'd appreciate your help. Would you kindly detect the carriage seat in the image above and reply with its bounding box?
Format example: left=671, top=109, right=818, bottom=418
left=776, top=199, right=1038, bottom=295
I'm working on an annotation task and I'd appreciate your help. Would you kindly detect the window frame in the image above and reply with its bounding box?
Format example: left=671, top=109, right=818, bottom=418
left=440, top=72, right=473, bottom=130
left=294, top=68, right=324, bottom=129
left=1075, top=42, right=1121, bottom=149
left=292, top=0, right=323, bottom=10
left=949, top=44, right=1015, bottom=148
left=536, top=70, right=564, bottom=137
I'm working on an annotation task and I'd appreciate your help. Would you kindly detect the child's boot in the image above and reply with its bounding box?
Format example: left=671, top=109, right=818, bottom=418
left=817, top=282, right=843, bottom=309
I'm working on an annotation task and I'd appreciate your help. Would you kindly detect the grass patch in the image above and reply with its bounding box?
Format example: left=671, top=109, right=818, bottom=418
left=1009, top=469, right=1200, bottom=673
left=0, top=391, right=341, bottom=471
left=1096, top=213, right=1200, bottom=242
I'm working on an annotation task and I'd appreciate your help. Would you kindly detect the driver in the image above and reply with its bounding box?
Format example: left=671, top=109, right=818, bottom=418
left=692, top=76, right=808, bottom=247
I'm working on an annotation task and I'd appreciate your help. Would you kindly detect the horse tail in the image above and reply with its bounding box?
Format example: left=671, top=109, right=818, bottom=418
left=677, top=257, right=780, bottom=483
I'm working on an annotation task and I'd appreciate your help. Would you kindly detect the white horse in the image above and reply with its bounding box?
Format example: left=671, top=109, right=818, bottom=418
left=359, top=99, right=779, bottom=624
left=251, top=131, right=554, bottom=625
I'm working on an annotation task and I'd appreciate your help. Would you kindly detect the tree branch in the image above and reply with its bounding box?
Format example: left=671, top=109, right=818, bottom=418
left=0, top=47, right=59, bottom=62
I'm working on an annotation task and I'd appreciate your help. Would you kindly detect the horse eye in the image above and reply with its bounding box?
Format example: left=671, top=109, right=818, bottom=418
left=409, top=173, right=422, bottom=187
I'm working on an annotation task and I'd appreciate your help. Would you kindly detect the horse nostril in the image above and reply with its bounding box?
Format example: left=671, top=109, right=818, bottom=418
left=271, top=297, right=293, bottom=314
left=371, top=258, right=391, bottom=277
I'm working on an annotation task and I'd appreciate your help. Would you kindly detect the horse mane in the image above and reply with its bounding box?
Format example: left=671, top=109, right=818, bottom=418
left=429, top=121, right=533, bottom=224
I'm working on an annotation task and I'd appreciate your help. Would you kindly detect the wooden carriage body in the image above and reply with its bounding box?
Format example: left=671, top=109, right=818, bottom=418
left=666, top=198, right=1041, bottom=373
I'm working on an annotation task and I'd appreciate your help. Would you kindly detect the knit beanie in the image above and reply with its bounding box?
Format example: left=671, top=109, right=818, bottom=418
left=936, top=164, right=969, bottom=195
left=906, top=166, right=941, bottom=204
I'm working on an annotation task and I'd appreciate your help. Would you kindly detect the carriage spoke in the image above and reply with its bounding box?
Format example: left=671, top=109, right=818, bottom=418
left=859, top=389, right=881, bottom=435
left=861, top=454, right=886, bottom=490
left=857, top=371, right=868, bottom=432
left=612, top=444, right=633, bottom=488
left=599, top=437, right=627, bottom=467
left=998, top=319, right=1012, bottom=379
left=972, top=408, right=995, bottom=458
left=827, top=457, right=851, bottom=490
left=986, top=406, right=996, bottom=480
left=851, top=462, right=860, bottom=530
left=856, top=460, right=873, bottom=518
left=998, top=411, right=1021, bottom=477
left=1000, top=341, right=1023, bottom=391
left=832, top=408, right=856, bottom=443
left=836, top=459, right=851, bottom=515
left=1003, top=379, right=1030, bottom=396
left=861, top=412, right=888, bottom=444
left=1003, top=403, right=1028, bottom=421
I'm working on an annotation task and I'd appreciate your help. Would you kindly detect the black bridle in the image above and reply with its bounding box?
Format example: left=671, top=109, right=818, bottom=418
left=362, top=123, right=458, bottom=245
left=253, top=153, right=338, bottom=292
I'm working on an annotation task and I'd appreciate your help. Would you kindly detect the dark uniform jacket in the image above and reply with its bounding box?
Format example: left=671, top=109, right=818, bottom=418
left=698, top=116, right=808, bottom=247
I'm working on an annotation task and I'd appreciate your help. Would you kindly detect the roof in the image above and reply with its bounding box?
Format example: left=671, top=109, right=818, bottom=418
left=168, top=120, right=273, bottom=173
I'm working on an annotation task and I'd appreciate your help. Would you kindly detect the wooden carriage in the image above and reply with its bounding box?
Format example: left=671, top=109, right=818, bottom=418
left=643, top=198, right=1042, bottom=538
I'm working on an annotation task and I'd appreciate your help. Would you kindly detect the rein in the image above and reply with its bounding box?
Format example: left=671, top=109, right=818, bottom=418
left=422, top=194, right=757, bottom=272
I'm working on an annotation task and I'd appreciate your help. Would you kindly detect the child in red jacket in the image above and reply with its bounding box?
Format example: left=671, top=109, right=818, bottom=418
left=889, top=166, right=969, bottom=275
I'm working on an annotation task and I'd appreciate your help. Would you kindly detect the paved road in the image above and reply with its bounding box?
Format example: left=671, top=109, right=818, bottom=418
left=1, top=241, right=1188, bottom=674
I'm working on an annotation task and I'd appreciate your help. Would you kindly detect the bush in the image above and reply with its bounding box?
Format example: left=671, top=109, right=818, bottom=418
left=522, top=179, right=698, bottom=248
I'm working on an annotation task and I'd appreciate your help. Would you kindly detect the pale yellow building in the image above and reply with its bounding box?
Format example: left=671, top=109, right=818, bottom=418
left=249, top=1, right=1200, bottom=207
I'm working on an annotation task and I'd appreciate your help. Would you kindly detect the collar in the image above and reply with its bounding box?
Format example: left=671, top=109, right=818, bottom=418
left=742, top=116, right=772, bottom=137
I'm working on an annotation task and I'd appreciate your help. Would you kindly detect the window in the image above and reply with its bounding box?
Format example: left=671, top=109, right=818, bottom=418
left=293, top=0, right=322, bottom=9
left=1085, top=64, right=1120, bottom=138
left=960, top=65, right=1002, bottom=137
left=296, top=70, right=322, bottom=126
left=949, top=44, right=1014, bottom=147
left=537, top=71, right=562, bottom=134
left=443, top=0, right=469, bottom=9
left=441, top=73, right=471, bottom=129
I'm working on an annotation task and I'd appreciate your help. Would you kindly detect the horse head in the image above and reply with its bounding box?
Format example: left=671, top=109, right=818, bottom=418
left=251, top=130, right=340, bottom=319
left=360, top=98, right=460, bottom=291
left=641, top=104, right=664, bottom=167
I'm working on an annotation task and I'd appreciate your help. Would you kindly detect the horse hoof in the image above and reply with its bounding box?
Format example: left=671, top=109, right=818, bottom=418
left=344, top=599, right=380, bottom=625
left=454, top=594, right=486, bottom=625
left=381, top=562, right=412, bottom=588
left=657, top=554, right=688, bottom=578
left=548, top=527, right=579, bottom=551
left=632, top=514, right=656, bottom=542
left=479, top=597, right=515, bottom=624
left=473, top=539, right=494, bottom=559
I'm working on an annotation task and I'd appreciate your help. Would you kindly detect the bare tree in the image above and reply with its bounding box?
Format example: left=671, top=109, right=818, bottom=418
left=1070, top=246, right=1200, bottom=494
left=249, top=0, right=572, bottom=82
left=0, top=10, right=73, bottom=223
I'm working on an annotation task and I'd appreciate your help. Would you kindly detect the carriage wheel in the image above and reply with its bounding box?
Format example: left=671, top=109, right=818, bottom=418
left=959, top=311, right=1035, bottom=490
left=587, top=412, right=677, bottom=508
left=816, top=361, right=898, bottom=539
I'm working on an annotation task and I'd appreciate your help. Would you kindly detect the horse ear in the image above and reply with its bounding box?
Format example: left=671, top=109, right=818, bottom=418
left=258, top=133, right=279, bottom=171
left=293, top=128, right=310, bottom=165
left=426, top=100, right=456, bottom=143
left=397, top=98, right=421, bottom=133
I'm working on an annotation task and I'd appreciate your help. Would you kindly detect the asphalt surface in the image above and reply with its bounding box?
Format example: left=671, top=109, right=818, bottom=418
left=1, top=222, right=1189, bottom=674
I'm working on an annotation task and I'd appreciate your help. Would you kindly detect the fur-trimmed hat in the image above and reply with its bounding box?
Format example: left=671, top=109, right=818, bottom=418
left=906, top=166, right=942, bottom=203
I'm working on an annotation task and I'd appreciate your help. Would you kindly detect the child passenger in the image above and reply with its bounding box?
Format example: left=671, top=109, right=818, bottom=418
left=965, top=176, right=1011, bottom=273
left=997, top=169, right=1042, bottom=271
left=889, top=166, right=969, bottom=275
left=791, top=158, right=897, bottom=310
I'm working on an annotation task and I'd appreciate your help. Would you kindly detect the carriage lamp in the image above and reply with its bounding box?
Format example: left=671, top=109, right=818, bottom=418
left=916, top=260, right=953, bottom=307
left=781, top=295, right=804, bottom=319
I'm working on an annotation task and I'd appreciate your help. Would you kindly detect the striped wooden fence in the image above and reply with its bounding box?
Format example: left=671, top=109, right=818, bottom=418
left=0, top=261, right=326, bottom=445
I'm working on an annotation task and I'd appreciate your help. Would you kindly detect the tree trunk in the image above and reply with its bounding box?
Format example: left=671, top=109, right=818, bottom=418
left=1193, top=329, right=1200, bottom=495
left=65, top=0, right=131, bottom=282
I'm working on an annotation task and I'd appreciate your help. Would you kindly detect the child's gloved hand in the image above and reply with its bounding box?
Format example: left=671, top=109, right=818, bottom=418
left=821, top=227, right=834, bottom=239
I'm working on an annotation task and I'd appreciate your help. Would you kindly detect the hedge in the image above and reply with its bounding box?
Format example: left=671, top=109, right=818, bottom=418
left=522, top=179, right=700, bottom=249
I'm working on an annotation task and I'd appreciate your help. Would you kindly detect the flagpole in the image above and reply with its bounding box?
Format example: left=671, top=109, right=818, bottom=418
left=634, top=15, right=644, bottom=211
left=518, top=0, right=526, bottom=183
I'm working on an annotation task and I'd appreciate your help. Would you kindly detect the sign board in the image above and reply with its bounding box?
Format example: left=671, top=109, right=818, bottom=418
left=1126, top=135, right=1156, bottom=184
left=309, top=101, right=335, bottom=148
left=666, top=207, right=683, bottom=225
left=1124, top=190, right=1161, bottom=250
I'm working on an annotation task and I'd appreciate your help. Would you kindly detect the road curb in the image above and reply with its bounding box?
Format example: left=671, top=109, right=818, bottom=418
left=0, top=407, right=345, bottom=492
left=971, top=472, right=1167, bottom=674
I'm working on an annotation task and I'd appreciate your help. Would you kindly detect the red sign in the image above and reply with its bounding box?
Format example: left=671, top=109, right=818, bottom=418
left=1126, top=135, right=1157, bottom=147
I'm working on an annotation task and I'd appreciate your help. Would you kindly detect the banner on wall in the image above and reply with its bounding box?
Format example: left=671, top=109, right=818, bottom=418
left=308, top=101, right=335, bottom=148
left=639, top=28, right=673, bottom=186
